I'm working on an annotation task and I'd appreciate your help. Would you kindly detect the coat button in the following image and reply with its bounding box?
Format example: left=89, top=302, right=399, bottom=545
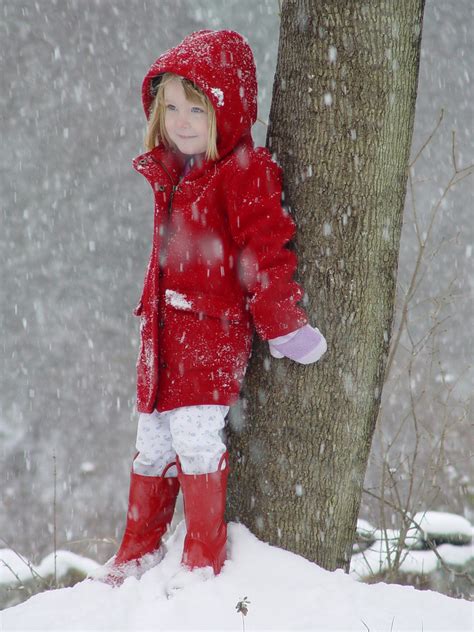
left=159, top=319, right=165, bottom=327
left=155, top=184, right=166, bottom=192
left=139, top=158, right=148, bottom=165
left=160, top=361, right=166, bottom=368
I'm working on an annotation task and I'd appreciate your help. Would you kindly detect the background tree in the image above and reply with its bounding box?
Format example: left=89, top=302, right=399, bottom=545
left=227, top=0, right=426, bottom=571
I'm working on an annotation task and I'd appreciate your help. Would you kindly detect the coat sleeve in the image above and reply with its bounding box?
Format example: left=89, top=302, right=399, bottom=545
left=226, top=148, right=309, bottom=340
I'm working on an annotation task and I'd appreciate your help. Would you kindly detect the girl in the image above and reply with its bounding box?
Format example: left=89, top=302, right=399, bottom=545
left=105, top=29, right=327, bottom=586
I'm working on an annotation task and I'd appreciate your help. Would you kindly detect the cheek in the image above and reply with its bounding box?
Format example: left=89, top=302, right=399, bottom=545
left=198, top=119, right=209, bottom=136
left=164, top=114, right=174, bottom=132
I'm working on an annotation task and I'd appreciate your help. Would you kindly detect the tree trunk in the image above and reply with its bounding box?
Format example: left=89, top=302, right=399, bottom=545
left=227, top=0, right=425, bottom=571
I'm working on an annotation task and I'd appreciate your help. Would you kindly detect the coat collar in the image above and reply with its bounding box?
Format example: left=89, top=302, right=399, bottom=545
left=132, top=145, right=185, bottom=186
left=133, top=134, right=254, bottom=184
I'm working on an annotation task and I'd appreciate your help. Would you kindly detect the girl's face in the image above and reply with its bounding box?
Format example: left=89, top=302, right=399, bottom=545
left=164, top=78, right=209, bottom=155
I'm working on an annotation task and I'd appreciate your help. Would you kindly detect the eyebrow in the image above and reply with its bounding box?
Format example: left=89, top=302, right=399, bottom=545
left=164, top=100, right=205, bottom=108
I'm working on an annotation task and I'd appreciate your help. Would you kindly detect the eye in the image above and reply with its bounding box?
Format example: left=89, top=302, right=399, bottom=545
left=166, top=104, right=176, bottom=111
left=191, top=106, right=205, bottom=114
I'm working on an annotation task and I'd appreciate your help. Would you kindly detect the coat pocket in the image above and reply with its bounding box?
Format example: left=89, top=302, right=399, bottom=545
left=161, top=289, right=251, bottom=373
left=164, top=289, right=247, bottom=323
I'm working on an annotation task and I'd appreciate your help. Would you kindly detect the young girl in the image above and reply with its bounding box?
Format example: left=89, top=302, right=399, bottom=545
left=105, top=29, right=327, bottom=586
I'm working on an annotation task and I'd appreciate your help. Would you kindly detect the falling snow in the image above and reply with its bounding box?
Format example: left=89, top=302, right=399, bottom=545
left=0, top=0, right=472, bottom=615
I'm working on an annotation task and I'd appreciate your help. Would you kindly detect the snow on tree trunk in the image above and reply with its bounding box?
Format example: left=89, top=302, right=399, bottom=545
left=227, top=0, right=425, bottom=571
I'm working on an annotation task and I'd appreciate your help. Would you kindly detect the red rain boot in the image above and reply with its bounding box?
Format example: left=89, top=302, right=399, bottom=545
left=104, top=461, right=180, bottom=586
left=177, top=451, right=229, bottom=575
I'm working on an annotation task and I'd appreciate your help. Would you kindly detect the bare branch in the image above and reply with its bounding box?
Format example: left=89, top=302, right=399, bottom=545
left=409, top=109, right=444, bottom=168
left=451, top=130, right=458, bottom=173
left=363, top=489, right=474, bottom=585
left=0, top=537, right=45, bottom=585
left=0, top=559, right=25, bottom=587
left=408, top=171, right=422, bottom=247
left=452, top=168, right=474, bottom=186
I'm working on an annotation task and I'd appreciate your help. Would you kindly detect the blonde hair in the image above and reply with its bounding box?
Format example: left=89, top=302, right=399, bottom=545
left=144, top=72, right=219, bottom=161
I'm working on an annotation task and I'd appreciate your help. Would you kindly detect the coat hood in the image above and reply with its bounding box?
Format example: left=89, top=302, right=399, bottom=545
left=141, top=30, right=258, bottom=163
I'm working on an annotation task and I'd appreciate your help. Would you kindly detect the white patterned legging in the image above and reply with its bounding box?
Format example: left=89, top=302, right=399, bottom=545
left=133, top=405, right=229, bottom=477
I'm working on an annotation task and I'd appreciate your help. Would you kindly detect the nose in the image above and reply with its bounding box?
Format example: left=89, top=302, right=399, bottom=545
left=176, top=112, right=191, bottom=129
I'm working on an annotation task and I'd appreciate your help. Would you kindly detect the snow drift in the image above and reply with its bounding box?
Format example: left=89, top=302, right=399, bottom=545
left=1, top=522, right=471, bottom=631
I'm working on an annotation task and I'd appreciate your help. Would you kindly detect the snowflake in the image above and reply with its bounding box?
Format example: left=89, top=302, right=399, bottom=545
left=210, top=87, right=224, bottom=107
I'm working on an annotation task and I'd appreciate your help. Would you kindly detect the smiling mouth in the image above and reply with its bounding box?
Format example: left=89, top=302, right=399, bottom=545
left=177, top=135, right=197, bottom=139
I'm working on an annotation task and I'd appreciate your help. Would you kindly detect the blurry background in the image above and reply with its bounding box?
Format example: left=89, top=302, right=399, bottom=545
left=1, top=0, right=472, bottom=575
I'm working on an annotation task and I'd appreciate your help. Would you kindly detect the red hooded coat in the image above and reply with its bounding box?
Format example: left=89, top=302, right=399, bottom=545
left=132, top=30, right=308, bottom=413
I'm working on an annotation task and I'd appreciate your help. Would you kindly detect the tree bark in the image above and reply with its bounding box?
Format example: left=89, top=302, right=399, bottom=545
left=227, top=0, right=425, bottom=571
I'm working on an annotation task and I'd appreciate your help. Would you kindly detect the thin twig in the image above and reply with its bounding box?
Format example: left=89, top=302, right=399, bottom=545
left=386, top=164, right=472, bottom=380
left=409, top=109, right=444, bottom=168
left=0, top=537, right=45, bottom=584
left=386, top=112, right=473, bottom=383
left=53, top=451, right=57, bottom=588
left=451, top=130, right=458, bottom=173
left=363, top=489, right=474, bottom=585
left=0, top=559, right=26, bottom=586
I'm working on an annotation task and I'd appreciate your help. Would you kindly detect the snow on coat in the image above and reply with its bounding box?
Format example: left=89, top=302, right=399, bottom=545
left=132, top=29, right=308, bottom=413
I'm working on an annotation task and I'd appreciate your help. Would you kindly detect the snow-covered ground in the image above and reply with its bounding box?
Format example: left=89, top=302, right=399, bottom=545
left=351, top=512, right=473, bottom=579
left=2, top=522, right=471, bottom=632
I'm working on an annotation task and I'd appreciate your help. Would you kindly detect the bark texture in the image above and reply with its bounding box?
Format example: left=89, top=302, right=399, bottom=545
left=227, top=0, right=425, bottom=571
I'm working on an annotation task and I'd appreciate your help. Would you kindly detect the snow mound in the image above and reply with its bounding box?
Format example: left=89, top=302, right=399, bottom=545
left=2, top=522, right=471, bottom=631
left=411, top=511, right=473, bottom=546
left=0, top=549, right=100, bottom=587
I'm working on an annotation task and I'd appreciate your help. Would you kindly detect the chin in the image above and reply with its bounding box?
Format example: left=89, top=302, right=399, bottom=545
left=181, top=147, right=206, bottom=156
left=172, top=138, right=204, bottom=154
